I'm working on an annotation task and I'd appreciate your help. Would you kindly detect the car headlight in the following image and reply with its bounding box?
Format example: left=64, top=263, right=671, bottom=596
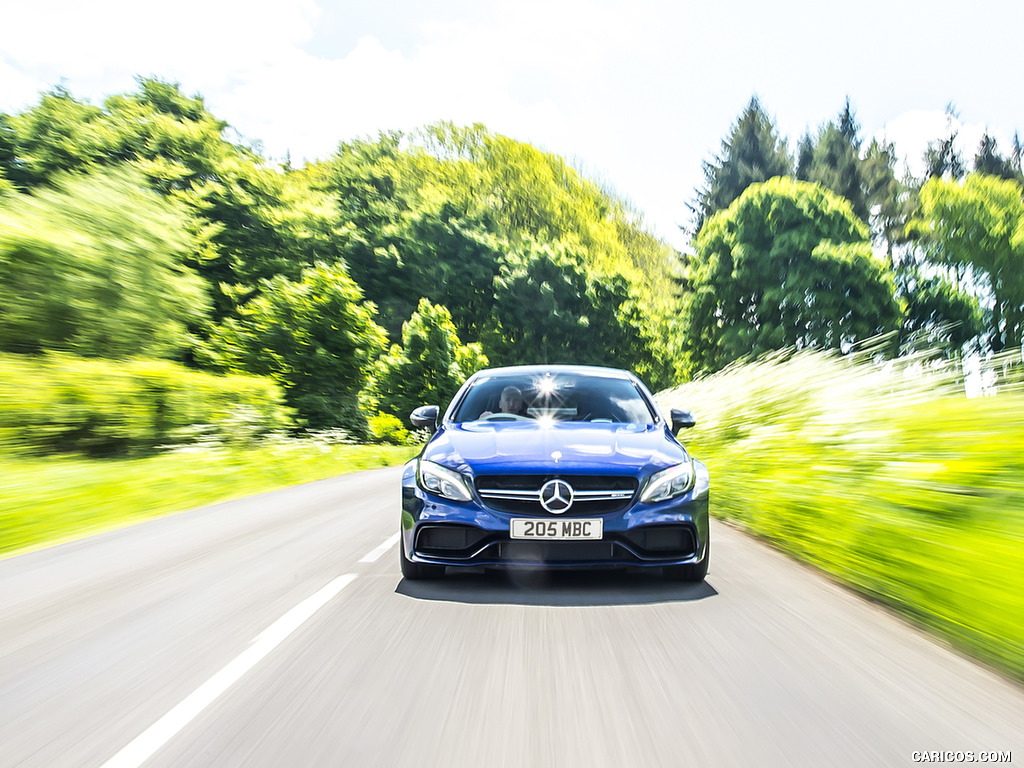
left=639, top=461, right=695, bottom=503
left=417, top=460, right=473, bottom=502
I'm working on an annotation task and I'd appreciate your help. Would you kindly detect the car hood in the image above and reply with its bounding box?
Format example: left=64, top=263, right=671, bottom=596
left=421, top=422, right=687, bottom=477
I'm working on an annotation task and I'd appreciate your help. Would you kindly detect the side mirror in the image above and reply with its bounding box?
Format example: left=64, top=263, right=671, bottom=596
left=670, top=408, right=696, bottom=434
left=410, top=405, right=440, bottom=430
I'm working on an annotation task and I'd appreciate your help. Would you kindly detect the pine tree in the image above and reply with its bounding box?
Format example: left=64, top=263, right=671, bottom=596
left=805, top=100, right=869, bottom=221
left=924, top=105, right=965, bottom=180
left=689, top=96, right=792, bottom=234
left=837, top=97, right=862, bottom=149
left=795, top=132, right=814, bottom=181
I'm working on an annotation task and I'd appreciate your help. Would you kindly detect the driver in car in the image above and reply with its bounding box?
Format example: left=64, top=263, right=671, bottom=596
left=480, top=385, right=527, bottom=418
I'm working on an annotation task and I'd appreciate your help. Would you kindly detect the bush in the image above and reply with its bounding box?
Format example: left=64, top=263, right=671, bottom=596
left=0, top=353, right=292, bottom=456
left=364, top=298, right=487, bottom=426
left=367, top=412, right=412, bottom=445
left=659, top=348, right=1024, bottom=680
left=0, top=167, right=210, bottom=358
left=203, top=261, right=387, bottom=437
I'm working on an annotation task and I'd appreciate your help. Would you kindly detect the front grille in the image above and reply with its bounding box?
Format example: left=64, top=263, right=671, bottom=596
left=415, top=525, right=489, bottom=557
left=622, top=525, right=697, bottom=558
left=475, top=474, right=637, bottom=515
left=412, top=523, right=699, bottom=565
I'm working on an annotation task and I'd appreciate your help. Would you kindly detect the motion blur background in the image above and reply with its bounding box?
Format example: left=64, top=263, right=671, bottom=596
left=1, top=0, right=1022, bottom=688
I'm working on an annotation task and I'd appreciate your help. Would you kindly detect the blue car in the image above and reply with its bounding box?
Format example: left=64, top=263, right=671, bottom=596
left=400, top=365, right=710, bottom=581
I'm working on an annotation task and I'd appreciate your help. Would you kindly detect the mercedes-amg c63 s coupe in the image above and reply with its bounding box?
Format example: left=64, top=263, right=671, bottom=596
left=400, top=365, right=709, bottom=581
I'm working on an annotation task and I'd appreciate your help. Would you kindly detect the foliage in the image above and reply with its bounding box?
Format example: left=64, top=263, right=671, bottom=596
left=367, top=412, right=412, bottom=445
left=691, top=97, right=793, bottom=234
left=307, top=134, right=411, bottom=338
left=973, top=133, right=1022, bottom=182
left=682, top=178, right=903, bottom=373
left=365, top=298, right=488, bottom=424
left=409, top=122, right=624, bottom=263
left=3, top=79, right=341, bottom=322
left=104, top=81, right=344, bottom=321
left=391, top=203, right=505, bottom=340
left=797, top=100, right=911, bottom=260
left=480, top=240, right=668, bottom=381
left=0, top=353, right=291, bottom=456
left=0, top=167, right=210, bottom=358
left=312, top=123, right=684, bottom=342
left=203, top=262, right=387, bottom=434
left=802, top=103, right=869, bottom=221
left=2, top=86, right=108, bottom=188
left=923, top=107, right=966, bottom=181
left=911, top=173, right=1024, bottom=352
left=659, top=349, right=1024, bottom=681
left=896, top=268, right=985, bottom=357
left=0, top=443, right=418, bottom=558
left=861, top=138, right=908, bottom=259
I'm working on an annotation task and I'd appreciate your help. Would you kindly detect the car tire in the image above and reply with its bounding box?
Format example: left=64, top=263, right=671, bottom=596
left=664, top=541, right=710, bottom=583
left=400, top=538, right=446, bottom=580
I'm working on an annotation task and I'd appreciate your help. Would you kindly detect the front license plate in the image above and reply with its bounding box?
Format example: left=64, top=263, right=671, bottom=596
left=510, top=518, right=603, bottom=540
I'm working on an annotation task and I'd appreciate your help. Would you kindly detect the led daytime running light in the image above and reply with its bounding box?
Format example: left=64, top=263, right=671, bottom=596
left=640, top=461, right=695, bottom=503
left=417, top=460, right=473, bottom=502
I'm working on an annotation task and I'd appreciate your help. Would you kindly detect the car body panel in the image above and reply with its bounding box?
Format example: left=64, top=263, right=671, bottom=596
left=421, top=422, right=686, bottom=477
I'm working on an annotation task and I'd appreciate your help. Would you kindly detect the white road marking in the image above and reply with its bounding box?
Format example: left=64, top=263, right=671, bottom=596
left=100, top=573, right=359, bottom=768
left=358, top=532, right=400, bottom=563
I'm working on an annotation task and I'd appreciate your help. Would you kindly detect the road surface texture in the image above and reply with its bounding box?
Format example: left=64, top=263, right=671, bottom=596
left=1, top=466, right=1021, bottom=767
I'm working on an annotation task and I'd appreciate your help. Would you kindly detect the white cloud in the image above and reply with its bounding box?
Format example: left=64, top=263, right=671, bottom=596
left=0, top=0, right=320, bottom=107
left=216, top=29, right=577, bottom=165
left=3, top=0, right=1019, bottom=256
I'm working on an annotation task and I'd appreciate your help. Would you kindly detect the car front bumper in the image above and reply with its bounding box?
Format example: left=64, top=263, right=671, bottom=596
left=401, top=460, right=710, bottom=570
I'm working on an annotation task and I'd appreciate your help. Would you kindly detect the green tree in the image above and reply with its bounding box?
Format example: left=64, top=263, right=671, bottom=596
left=795, top=132, right=815, bottom=180
left=313, top=124, right=683, bottom=357
left=394, top=203, right=504, bottom=340
left=911, top=173, right=1024, bottom=352
left=185, top=155, right=342, bottom=320
left=691, top=96, right=793, bottom=234
left=4, top=79, right=340, bottom=322
left=203, top=262, right=387, bottom=434
left=312, top=137, right=505, bottom=341
left=104, top=81, right=342, bottom=320
left=482, top=241, right=659, bottom=378
left=0, top=115, right=21, bottom=191
left=309, top=134, right=411, bottom=337
left=804, top=101, right=869, bottom=221
left=406, top=123, right=682, bottom=311
left=837, top=98, right=860, bottom=145
left=3, top=87, right=110, bottom=188
left=0, top=168, right=210, bottom=358
left=897, top=269, right=985, bottom=356
left=973, top=132, right=1023, bottom=183
left=861, top=138, right=907, bottom=261
left=682, top=177, right=903, bottom=373
left=366, top=298, right=488, bottom=423
left=924, top=107, right=966, bottom=181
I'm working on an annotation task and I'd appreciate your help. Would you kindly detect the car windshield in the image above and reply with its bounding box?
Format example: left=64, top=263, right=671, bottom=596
left=452, top=372, right=656, bottom=425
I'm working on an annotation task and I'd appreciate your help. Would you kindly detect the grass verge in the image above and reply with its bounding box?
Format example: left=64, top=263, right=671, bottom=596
left=659, top=349, right=1024, bottom=682
left=0, top=442, right=419, bottom=559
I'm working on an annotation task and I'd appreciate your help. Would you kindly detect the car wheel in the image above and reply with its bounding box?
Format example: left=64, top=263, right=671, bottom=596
left=400, top=538, right=446, bottom=580
left=664, top=542, right=710, bottom=583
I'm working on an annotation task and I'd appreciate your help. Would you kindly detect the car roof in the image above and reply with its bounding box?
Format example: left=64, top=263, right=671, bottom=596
left=468, top=364, right=635, bottom=381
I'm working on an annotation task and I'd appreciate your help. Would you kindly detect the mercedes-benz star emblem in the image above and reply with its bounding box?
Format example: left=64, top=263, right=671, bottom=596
left=539, top=479, right=574, bottom=514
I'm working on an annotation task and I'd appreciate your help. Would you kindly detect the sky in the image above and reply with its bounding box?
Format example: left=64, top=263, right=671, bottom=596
left=1, top=0, right=1022, bottom=252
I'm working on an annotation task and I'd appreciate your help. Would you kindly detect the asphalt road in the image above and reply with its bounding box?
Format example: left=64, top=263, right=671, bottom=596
left=1, top=466, right=1022, bottom=768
